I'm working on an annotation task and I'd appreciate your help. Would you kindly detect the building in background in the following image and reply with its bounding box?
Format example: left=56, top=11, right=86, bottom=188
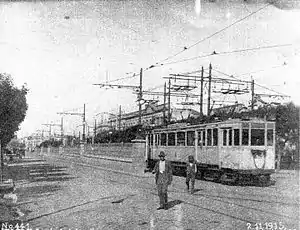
left=107, top=102, right=200, bottom=130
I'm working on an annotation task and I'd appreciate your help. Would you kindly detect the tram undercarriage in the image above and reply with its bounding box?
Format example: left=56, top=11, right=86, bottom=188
left=146, top=159, right=273, bottom=186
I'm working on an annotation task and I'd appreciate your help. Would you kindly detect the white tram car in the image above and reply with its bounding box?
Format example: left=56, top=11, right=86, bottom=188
left=146, top=118, right=276, bottom=184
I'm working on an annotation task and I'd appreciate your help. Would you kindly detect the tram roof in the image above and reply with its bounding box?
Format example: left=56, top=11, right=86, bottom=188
left=152, top=118, right=275, bottom=132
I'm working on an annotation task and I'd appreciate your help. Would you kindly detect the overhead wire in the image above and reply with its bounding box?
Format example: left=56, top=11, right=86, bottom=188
left=156, top=43, right=293, bottom=66
left=212, top=68, right=290, bottom=97
left=233, top=63, right=287, bottom=78
left=144, top=3, right=271, bottom=70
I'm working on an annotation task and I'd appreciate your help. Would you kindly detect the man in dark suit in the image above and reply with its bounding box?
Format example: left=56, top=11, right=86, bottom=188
left=153, top=151, right=173, bottom=210
left=186, top=155, right=197, bottom=194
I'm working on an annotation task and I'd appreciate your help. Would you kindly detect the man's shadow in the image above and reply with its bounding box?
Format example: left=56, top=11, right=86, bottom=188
left=166, top=200, right=182, bottom=209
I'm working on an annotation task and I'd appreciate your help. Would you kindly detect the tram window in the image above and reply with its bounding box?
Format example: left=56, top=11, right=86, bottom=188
left=168, top=133, right=175, bottom=146
left=157, top=134, right=161, bottom=145
left=198, top=130, right=205, bottom=146
left=242, top=129, right=249, bottom=146
left=223, top=130, right=227, bottom=146
left=202, top=131, right=206, bottom=146
left=213, top=129, right=218, bottom=146
left=150, top=134, right=153, bottom=146
left=187, top=131, right=195, bottom=146
left=267, top=129, right=274, bottom=146
left=207, top=129, right=212, bottom=146
left=234, top=129, right=240, bottom=146
left=251, top=129, right=265, bottom=146
left=161, top=133, right=167, bottom=146
left=267, top=123, right=274, bottom=129
left=177, top=132, right=186, bottom=146
left=155, top=134, right=159, bottom=146
left=229, top=129, right=232, bottom=146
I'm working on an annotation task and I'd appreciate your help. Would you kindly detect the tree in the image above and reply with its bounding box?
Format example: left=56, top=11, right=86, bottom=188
left=0, top=73, right=28, bottom=148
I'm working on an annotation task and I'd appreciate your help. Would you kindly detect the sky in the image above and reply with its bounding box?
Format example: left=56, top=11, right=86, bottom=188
left=0, top=0, right=299, bottom=138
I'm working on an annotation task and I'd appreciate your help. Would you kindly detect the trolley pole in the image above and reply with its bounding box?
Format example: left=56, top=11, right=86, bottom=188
left=207, top=63, right=212, bottom=117
left=200, top=66, right=204, bottom=118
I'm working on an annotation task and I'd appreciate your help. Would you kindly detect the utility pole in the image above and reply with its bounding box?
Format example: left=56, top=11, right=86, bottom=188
left=61, top=117, right=64, bottom=144
left=168, top=78, right=171, bottom=123
left=83, top=103, right=86, bottom=143
left=251, top=78, right=255, bottom=111
left=207, top=63, right=212, bottom=117
left=138, top=68, right=143, bottom=126
left=93, top=119, right=97, bottom=144
left=57, top=104, right=86, bottom=143
left=200, top=66, right=204, bottom=118
left=118, top=105, right=122, bottom=130
left=163, top=82, right=167, bottom=125
left=93, top=71, right=142, bottom=126
left=42, top=123, right=61, bottom=139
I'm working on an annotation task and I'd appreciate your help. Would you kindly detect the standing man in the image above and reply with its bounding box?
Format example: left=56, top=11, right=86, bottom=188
left=186, top=155, right=197, bottom=194
left=153, top=151, right=173, bottom=210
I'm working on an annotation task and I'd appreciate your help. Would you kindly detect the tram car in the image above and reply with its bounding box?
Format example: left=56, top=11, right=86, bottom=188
left=145, top=118, right=275, bottom=184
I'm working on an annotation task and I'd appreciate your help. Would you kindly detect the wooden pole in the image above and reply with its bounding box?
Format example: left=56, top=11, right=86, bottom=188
left=207, top=63, right=212, bottom=116
left=200, top=66, right=204, bottom=118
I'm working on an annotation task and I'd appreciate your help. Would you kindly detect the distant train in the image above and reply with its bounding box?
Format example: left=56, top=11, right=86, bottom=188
left=145, top=118, right=275, bottom=184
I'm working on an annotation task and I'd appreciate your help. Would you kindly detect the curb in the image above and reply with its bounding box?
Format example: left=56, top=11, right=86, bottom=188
left=46, top=153, right=132, bottom=163
left=40, top=153, right=153, bottom=178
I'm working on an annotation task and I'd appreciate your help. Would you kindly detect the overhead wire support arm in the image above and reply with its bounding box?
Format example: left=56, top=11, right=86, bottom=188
left=57, top=104, right=86, bottom=143
left=165, top=75, right=250, bottom=85
left=57, top=112, right=84, bottom=117
left=93, top=68, right=143, bottom=126
left=92, top=83, right=139, bottom=90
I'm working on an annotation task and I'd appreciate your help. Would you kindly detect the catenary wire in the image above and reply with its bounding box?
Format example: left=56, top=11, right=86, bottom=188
left=156, top=43, right=292, bottom=66
left=144, top=3, right=271, bottom=70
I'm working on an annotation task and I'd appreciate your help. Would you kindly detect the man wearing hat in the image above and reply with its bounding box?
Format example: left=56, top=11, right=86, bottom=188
left=152, top=151, right=173, bottom=210
left=186, top=155, right=197, bottom=194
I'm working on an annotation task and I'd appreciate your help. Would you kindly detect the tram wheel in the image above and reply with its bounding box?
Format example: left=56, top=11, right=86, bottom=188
left=256, top=175, right=270, bottom=187
left=196, top=170, right=204, bottom=180
left=220, top=173, right=239, bottom=184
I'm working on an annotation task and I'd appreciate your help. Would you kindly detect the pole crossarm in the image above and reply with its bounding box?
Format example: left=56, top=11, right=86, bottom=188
left=138, top=91, right=200, bottom=98
left=95, top=112, right=117, bottom=117
left=93, top=83, right=139, bottom=90
left=168, top=72, right=251, bottom=83
left=255, top=93, right=290, bottom=98
left=165, top=76, right=249, bottom=85
left=42, top=123, right=61, bottom=127
left=57, top=112, right=84, bottom=117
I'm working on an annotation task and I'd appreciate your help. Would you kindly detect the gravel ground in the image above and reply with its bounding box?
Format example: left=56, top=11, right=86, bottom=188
left=1, top=152, right=299, bottom=230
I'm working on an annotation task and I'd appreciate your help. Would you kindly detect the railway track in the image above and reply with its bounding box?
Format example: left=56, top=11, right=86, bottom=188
left=30, top=153, right=299, bottom=230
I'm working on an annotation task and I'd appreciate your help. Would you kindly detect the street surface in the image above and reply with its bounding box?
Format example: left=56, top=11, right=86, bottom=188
left=1, top=152, right=299, bottom=230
